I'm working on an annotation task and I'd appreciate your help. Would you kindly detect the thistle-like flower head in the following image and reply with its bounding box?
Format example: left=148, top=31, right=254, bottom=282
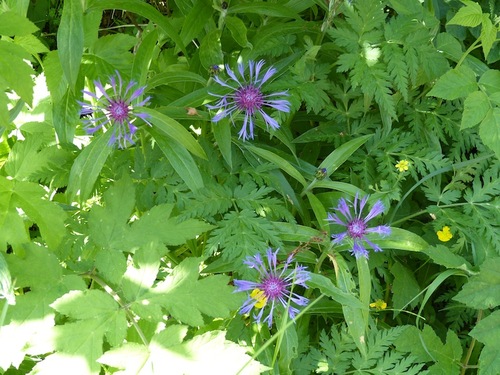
left=327, top=193, right=391, bottom=259
left=207, top=60, right=290, bottom=140
left=79, top=71, right=152, bottom=148
left=233, top=248, right=310, bottom=327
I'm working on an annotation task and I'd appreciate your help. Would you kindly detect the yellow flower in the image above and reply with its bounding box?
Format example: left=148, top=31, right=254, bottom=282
left=250, top=288, right=267, bottom=309
left=369, top=299, right=387, bottom=310
left=395, top=160, right=410, bottom=172
left=437, top=226, right=453, bottom=242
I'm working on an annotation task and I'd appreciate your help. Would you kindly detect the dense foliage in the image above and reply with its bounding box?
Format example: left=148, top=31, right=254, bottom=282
left=0, top=0, right=499, bottom=374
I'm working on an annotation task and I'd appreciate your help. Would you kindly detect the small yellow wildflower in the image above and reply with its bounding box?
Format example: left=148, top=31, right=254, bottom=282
left=395, top=160, right=410, bottom=172
left=369, top=299, right=387, bottom=310
left=250, top=288, right=267, bottom=309
left=437, top=226, right=453, bottom=242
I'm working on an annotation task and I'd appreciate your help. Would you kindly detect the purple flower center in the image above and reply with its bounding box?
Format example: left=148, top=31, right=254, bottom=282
left=235, top=85, right=263, bottom=114
left=261, top=275, right=286, bottom=299
left=108, top=99, right=129, bottom=123
left=347, top=218, right=367, bottom=238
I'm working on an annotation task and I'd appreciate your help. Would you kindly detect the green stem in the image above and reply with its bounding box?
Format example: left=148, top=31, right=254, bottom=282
left=460, top=309, right=483, bottom=375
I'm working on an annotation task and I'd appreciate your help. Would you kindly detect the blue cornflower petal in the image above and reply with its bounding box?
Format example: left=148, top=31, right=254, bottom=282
left=327, top=193, right=391, bottom=259
left=207, top=60, right=290, bottom=140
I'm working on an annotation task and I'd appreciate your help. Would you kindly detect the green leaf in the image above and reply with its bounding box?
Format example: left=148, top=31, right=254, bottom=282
left=454, top=257, right=500, bottom=309
left=150, top=130, right=205, bottom=192
left=308, top=273, right=364, bottom=308
left=199, top=29, right=223, bottom=69
left=447, top=1, right=483, bottom=27
left=180, top=0, right=213, bottom=47
left=475, top=345, right=500, bottom=375
left=52, top=89, right=78, bottom=144
left=98, top=328, right=263, bottom=375
left=228, top=3, right=298, bottom=18
left=57, top=0, right=83, bottom=89
left=479, top=108, right=500, bottom=159
left=212, top=117, right=233, bottom=169
left=67, top=131, right=114, bottom=201
left=145, top=257, right=243, bottom=326
left=375, top=227, right=428, bottom=252
left=12, top=180, right=68, bottom=249
left=461, top=90, right=490, bottom=129
left=131, top=29, right=159, bottom=86
left=245, top=144, right=307, bottom=187
left=225, top=16, right=250, bottom=47
left=144, top=107, right=206, bottom=160
left=479, top=69, right=500, bottom=95
left=0, top=41, right=34, bottom=105
left=427, top=65, right=477, bottom=100
left=480, top=15, right=496, bottom=58
left=391, top=261, right=421, bottom=312
left=470, top=310, right=500, bottom=347
left=306, top=192, right=329, bottom=232
left=87, top=0, right=187, bottom=57
left=121, top=243, right=160, bottom=302
left=0, top=253, right=15, bottom=305
left=422, top=245, right=473, bottom=272
left=0, top=11, right=38, bottom=36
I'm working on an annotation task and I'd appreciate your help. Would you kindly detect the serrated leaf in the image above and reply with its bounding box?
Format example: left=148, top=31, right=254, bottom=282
left=461, top=90, right=490, bottom=129
left=98, top=328, right=263, bottom=375
left=0, top=41, right=34, bottom=105
left=427, top=65, right=477, bottom=100
left=479, top=108, right=500, bottom=159
left=144, top=257, right=243, bottom=326
left=447, top=1, right=483, bottom=27
left=454, top=257, right=500, bottom=309
left=469, top=309, right=500, bottom=347
left=423, top=245, right=473, bottom=272
left=57, top=0, right=83, bottom=89
left=0, top=11, right=38, bottom=36
left=480, top=15, right=496, bottom=58
left=390, top=261, right=421, bottom=312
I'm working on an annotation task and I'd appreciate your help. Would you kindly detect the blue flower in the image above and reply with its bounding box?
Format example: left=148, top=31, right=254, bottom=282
left=79, top=71, right=151, bottom=148
left=207, top=60, right=290, bottom=140
left=327, top=193, right=391, bottom=259
left=233, top=248, right=310, bottom=327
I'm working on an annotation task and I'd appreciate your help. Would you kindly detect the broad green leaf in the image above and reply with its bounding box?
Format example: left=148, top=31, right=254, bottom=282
left=98, top=328, right=262, bottom=375
left=320, top=135, right=372, bottom=176
left=0, top=253, right=15, bottom=305
left=225, top=16, right=250, bottom=47
left=152, top=133, right=205, bottom=192
left=121, top=243, right=160, bottom=302
left=376, top=227, right=429, bottom=252
left=147, top=71, right=207, bottom=90
left=144, top=257, right=243, bottom=326
left=245, top=144, right=307, bottom=187
left=0, top=41, right=34, bottom=105
left=447, top=1, right=483, bottom=27
left=95, top=250, right=127, bottom=286
left=52, top=89, right=78, bottom=144
left=479, top=108, right=500, bottom=159
left=427, top=65, right=477, bottom=100
left=475, top=345, right=500, bottom=375
left=0, top=11, right=38, bottom=36
left=454, top=257, right=500, bottom=309
left=4, top=135, right=45, bottom=180
left=180, top=0, right=212, bottom=46
left=87, top=0, right=187, bottom=57
left=228, top=3, right=298, bottom=18
left=306, top=192, right=328, bottom=232
left=57, top=0, right=83, bottom=89
left=422, top=245, right=473, bottom=272
left=461, top=90, right=490, bottom=129
left=308, top=273, right=364, bottom=308
left=395, top=325, right=462, bottom=373
left=131, top=29, right=159, bottom=86
left=470, top=309, right=500, bottom=347
left=277, top=320, right=298, bottom=374
left=479, top=69, right=500, bottom=95
left=11, top=180, right=67, bottom=249
left=144, top=107, right=206, bottom=160
left=44, top=51, right=68, bottom=102
left=212, top=117, right=233, bottom=169
left=390, top=261, right=421, bottom=313
left=480, top=15, right=496, bottom=58
left=67, top=131, right=114, bottom=201
left=277, top=222, right=324, bottom=243
left=199, top=29, right=223, bottom=70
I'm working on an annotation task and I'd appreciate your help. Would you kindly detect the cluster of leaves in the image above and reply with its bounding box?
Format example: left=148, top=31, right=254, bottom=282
left=0, top=0, right=500, bottom=374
